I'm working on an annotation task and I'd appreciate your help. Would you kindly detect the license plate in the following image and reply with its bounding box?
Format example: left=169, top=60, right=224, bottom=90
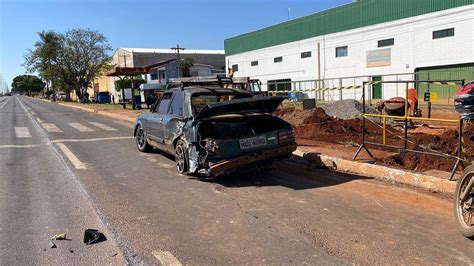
left=239, top=135, right=267, bottom=150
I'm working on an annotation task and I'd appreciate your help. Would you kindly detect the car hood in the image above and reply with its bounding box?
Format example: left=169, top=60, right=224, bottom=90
left=194, top=96, right=285, bottom=120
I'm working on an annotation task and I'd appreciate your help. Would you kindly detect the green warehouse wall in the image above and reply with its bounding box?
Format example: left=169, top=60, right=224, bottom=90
left=225, top=0, right=473, bottom=55
left=415, top=64, right=474, bottom=101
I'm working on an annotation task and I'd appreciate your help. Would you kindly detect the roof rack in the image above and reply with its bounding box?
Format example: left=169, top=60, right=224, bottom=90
left=168, top=74, right=251, bottom=88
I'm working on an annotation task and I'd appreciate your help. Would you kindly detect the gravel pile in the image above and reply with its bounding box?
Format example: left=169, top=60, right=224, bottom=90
left=322, top=99, right=379, bottom=120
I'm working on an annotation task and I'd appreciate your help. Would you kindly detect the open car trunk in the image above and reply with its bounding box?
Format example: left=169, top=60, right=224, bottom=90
left=198, top=114, right=291, bottom=140
left=194, top=96, right=285, bottom=120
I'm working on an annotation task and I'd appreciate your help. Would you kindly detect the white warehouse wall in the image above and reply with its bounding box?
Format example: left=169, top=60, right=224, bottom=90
left=226, top=5, right=474, bottom=100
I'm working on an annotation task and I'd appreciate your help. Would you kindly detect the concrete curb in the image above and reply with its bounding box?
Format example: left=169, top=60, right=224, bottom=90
left=292, top=149, right=455, bottom=196
left=57, top=103, right=136, bottom=124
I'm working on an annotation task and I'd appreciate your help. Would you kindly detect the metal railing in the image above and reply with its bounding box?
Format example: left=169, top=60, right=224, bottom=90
left=351, top=79, right=467, bottom=181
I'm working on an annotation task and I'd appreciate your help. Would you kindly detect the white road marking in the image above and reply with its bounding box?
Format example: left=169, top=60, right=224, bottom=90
left=56, top=143, right=86, bottom=170
left=42, top=123, right=63, bottom=133
left=0, top=144, right=40, bottom=149
left=36, top=117, right=43, bottom=123
left=68, top=122, right=94, bottom=132
left=152, top=250, right=182, bottom=266
left=52, top=136, right=133, bottom=143
left=14, top=127, right=32, bottom=138
left=88, top=122, right=117, bottom=131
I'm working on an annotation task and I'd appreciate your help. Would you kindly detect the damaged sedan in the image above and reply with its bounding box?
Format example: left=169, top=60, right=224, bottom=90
left=134, top=86, right=296, bottom=176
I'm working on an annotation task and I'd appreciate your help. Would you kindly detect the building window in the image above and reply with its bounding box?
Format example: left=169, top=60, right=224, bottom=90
left=301, top=51, right=312, bottom=58
left=433, top=28, right=455, bottom=39
left=231, top=64, right=238, bottom=72
left=251, top=61, right=258, bottom=67
left=274, top=56, right=283, bottom=63
left=336, top=46, right=348, bottom=58
left=150, top=72, right=158, bottom=80
left=378, top=38, right=394, bottom=48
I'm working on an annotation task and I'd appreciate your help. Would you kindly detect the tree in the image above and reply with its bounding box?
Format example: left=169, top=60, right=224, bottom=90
left=114, top=76, right=146, bottom=92
left=24, top=28, right=112, bottom=100
left=11, top=75, right=45, bottom=96
left=180, top=57, right=194, bottom=77
left=24, top=31, right=62, bottom=92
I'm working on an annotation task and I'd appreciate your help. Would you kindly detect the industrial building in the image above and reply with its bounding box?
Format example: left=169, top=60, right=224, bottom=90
left=225, top=0, right=474, bottom=101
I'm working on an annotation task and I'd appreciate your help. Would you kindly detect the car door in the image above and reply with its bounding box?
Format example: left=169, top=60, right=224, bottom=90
left=146, top=92, right=172, bottom=147
left=162, top=91, right=186, bottom=154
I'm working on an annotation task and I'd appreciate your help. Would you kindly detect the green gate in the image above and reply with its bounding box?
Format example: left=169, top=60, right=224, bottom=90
left=372, top=76, right=382, bottom=99
left=415, top=64, right=474, bottom=104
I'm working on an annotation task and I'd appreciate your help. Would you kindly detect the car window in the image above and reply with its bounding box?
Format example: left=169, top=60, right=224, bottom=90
left=156, top=93, right=172, bottom=114
left=191, top=94, right=237, bottom=114
left=168, top=91, right=184, bottom=116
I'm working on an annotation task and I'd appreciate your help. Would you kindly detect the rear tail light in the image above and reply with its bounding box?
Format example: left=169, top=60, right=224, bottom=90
left=278, top=130, right=295, bottom=143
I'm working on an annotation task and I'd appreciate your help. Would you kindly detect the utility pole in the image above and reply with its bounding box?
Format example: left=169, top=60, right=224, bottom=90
left=122, top=53, right=127, bottom=67
left=288, top=7, right=291, bottom=21
left=171, top=44, right=186, bottom=78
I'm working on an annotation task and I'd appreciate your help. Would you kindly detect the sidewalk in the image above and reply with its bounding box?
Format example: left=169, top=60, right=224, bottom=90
left=57, top=102, right=143, bottom=124
left=55, top=100, right=457, bottom=196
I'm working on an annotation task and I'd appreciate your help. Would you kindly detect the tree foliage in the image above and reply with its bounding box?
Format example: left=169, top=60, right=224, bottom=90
left=24, top=28, right=112, bottom=99
left=11, top=75, right=45, bottom=95
left=180, top=57, right=195, bottom=77
left=24, top=31, right=62, bottom=90
left=114, top=76, right=146, bottom=92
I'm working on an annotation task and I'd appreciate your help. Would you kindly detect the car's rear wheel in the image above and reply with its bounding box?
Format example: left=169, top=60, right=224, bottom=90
left=175, top=139, right=189, bottom=174
left=135, top=125, right=152, bottom=152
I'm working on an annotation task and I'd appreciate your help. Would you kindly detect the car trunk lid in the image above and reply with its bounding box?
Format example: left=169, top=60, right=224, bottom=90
left=194, top=96, right=285, bottom=120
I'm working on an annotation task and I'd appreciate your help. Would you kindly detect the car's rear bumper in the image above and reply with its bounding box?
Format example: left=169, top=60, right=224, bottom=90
left=207, top=143, right=297, bottom=176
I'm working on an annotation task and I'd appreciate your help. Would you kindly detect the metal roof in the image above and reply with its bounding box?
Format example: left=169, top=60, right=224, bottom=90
left=225, top=0, right=473, bottom=56
left=120, top=48, right=225, bottom=55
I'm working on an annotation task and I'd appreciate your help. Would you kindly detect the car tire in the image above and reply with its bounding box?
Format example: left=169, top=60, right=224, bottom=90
left=135, top=125, right=152, bottom=152
left=175, top=139, right=189, bottom=174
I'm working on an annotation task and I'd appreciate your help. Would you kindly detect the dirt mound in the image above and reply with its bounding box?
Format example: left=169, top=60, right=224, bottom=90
left=322, top=99, right=378, bottom=120
left=274, top=107, right=321, bottom=126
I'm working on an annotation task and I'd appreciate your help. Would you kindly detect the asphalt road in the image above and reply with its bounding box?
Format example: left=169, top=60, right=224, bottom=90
left=1, top=95, right=473, bottom=264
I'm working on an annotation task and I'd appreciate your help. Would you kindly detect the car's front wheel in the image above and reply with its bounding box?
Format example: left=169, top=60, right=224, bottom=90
left=175, top=139, right=189, bottom=174
left=135, top=125, right=152, bottom=152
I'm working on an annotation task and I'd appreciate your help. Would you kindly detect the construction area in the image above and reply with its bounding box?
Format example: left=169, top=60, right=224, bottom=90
left=275, top=96, right=472, bottom=178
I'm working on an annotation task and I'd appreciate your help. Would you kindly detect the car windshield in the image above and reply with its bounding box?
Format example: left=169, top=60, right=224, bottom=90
left=191, top=93, right=248, bottom=114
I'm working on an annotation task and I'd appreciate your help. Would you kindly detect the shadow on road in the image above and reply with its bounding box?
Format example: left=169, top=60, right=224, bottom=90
left=145, top=147, right=371, bottom=191
left=196, top=158, right=371, bottom=191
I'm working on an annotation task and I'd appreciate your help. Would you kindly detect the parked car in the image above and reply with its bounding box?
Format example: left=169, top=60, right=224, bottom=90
left=56, top=92, right=67, bottom=101
left=134, top=86, right=296, bottom=176
left=455, top=81, right=474, bottom=119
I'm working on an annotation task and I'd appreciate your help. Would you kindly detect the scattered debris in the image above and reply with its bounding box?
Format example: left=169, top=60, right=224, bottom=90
left=83, top=229, right=106, bottom=245
left=49, top=240, right=56, bottom=248
left=50, top=233, right=67, bottom=241
left=48, top=233, right=67, bottom=248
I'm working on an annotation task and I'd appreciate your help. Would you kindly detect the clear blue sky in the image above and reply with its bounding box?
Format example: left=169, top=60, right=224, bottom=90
left=0, top=0, right=351, bottom=91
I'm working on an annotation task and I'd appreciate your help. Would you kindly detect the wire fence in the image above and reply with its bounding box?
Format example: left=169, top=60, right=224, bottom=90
left=263, top=71, right=468, bottom=106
